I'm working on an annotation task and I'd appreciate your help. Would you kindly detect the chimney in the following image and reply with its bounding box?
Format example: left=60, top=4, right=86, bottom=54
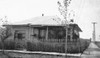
left=42, top=14, right=44, bottom=16
left=70, top=19, right=74, bottom=22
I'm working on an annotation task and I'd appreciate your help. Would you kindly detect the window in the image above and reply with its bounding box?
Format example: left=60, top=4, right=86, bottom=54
left=40, top=29, right=46, bottom=39
left=48, top=27, right=66, bottom=39
left=14, top=30, right=25, bottom=40
left=33, top=27, right=46, bottom=39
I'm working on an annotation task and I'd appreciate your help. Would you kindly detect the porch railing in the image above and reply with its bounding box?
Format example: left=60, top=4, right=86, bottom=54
left=39, top=38, right=79, bottom=43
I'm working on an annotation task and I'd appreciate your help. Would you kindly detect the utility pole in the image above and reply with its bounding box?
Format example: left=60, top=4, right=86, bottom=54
left=92, top=22, right=97, bottom=42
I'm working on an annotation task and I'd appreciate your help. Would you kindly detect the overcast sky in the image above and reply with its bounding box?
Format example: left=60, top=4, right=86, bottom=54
left=0, top=0, right=100, bottom=40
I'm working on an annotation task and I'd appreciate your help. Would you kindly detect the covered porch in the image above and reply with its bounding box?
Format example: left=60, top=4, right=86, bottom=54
left=31, top=24, right=82, bottom=42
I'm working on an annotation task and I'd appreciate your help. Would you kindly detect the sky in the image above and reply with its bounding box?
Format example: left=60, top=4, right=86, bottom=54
left=0, top=0, right=100, bottom=40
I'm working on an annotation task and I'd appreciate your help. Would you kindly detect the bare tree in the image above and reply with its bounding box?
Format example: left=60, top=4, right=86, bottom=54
left=0, top=27, right=11, bottom=43
left=0, top=26, right=12, bottom=58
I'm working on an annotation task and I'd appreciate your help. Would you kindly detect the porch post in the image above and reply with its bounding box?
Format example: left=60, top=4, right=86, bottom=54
left=70, top=28, right=73, bottom=41
left=46, top=26, right=48, bottom=40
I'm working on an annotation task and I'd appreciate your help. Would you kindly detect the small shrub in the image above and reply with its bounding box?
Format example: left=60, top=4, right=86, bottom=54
left=26, top=41, right=82, bottom=53
left=4, top=40, right=16, bottom=50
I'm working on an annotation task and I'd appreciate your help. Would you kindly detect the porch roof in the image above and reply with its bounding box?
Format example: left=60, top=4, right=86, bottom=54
left=4, top=24, right=82, bottom=32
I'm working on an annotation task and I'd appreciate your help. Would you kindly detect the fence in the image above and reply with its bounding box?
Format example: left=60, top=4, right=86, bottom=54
left=0, top=38, right=90, bottom=53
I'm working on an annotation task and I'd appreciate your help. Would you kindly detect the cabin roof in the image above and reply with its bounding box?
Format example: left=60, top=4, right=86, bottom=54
left=3, top=16, right=82, bottom=32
